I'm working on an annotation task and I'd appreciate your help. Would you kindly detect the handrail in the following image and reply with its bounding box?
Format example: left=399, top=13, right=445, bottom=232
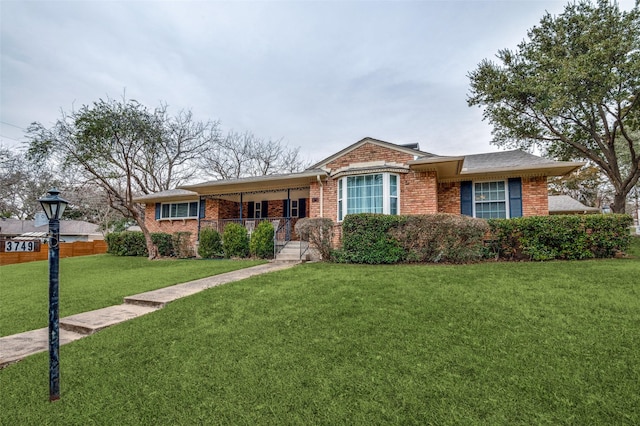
left=203, top=217, right=295, bottom=259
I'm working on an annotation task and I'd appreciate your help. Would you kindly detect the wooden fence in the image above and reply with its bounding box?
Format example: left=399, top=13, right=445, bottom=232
left=0, top=240, right=108, bottom=266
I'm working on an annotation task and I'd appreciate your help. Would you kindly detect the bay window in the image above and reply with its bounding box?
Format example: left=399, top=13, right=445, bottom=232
left=337, top=173, right=400, bottom=221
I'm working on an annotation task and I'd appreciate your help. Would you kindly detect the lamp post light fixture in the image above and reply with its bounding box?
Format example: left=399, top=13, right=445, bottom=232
left=38, top=188, right=69, bottom=402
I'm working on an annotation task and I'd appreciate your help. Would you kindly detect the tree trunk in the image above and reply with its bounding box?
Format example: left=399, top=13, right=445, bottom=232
left=144, top=231, right=159, bottom=260
left=612, top=193, right=627, bottom=214
left=133, top=212, right=159, bottom=260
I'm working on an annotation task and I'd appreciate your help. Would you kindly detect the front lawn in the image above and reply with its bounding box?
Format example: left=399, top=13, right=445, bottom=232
left=0, top=255, right=265, bottom=336
left=1, top=251, right=639, bottom=425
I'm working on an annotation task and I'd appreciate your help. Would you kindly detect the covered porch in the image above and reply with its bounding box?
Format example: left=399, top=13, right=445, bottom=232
left=198, top=187, right=310, bottom=242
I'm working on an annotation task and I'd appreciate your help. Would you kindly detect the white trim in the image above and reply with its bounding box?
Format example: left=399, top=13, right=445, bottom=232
left=472, top=179, right=510, bottom=219
left=159, top=200, right=200, bottom=220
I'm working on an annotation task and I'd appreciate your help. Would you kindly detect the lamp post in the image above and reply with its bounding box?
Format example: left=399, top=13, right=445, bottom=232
left=38, top=188, right=69, bottom=402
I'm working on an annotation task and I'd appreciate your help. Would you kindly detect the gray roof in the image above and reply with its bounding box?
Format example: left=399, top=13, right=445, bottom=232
left=461, top=150, right=564, bottom=172
left=0, top=218, right=101, bottom=236
left=548, top=195, right=600, bottom=214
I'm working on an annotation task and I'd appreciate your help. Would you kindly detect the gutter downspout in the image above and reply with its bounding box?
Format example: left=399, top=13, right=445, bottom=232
left=317, top=175, right=324, bottom=218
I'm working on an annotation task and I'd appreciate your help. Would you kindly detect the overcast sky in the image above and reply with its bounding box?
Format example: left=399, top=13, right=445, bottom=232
left=2, top=0, right=636, bottom=165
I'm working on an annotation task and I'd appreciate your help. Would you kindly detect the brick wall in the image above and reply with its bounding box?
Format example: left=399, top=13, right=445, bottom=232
left=326, top=142, right=415, bottom=169
left=401, top=171, right=438, bottom=214
left=144, top=203, right=199, bottom=244
left=438, top=182, right=460, bottom=214
left=522, top=176, right=549, bottom=216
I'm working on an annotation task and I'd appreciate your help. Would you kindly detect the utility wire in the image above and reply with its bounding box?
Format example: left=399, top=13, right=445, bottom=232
left=0, top=121, right=26, bottom=130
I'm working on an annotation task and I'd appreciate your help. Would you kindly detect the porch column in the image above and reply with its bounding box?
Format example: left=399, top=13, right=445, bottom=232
left=286, top=189, right=291, bottom=240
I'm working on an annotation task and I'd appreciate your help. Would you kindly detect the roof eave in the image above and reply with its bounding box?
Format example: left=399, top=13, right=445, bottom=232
left=133, top=193, right=200, bottom=204
left=178, top=170, right=328, bottom=196
left=432, top=162, right=584, bottom=183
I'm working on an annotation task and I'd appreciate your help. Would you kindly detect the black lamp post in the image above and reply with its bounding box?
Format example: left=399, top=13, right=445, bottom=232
left=38, top=188, right=69, bottom=402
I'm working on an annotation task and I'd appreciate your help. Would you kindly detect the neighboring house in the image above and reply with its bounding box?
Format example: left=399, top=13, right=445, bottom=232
left=134, top=137, right=583, bottom=248
left=0, top=218, right=104, bottom=242
left=548, top=195, right=600, bottom=215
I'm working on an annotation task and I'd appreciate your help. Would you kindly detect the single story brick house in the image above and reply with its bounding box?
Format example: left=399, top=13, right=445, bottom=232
left=134, top=137, right=582, bottom=249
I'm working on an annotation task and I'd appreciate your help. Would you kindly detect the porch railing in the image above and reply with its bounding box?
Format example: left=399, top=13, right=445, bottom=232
left=200, top=217, right=294, bottom=257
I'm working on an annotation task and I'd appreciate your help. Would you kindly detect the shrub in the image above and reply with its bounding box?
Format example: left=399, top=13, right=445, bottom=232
left=105, top=231, right=147, bottom=256
left=151, top=232, right=174, bottom=257
left=198, top=228, right=223, bottom=259
left=250, top=221, right=275, bottom=259
left=390, top=214, right=488, bottom=263
left=338, top=213, right=490, bottom=264
left=172, top=232, right=194, bottom=258
left=295, top=217, right=334, bottom=260
left=339, top=214, right=406, bottom=264
left=488, top=214, right=633, bottom=261
left=222, top=223, right=249, bottom=258
left=107, top=231, right=177, bottom=257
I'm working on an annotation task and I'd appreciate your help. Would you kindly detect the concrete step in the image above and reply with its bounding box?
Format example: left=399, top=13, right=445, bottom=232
left=60, top=304, right=159, bottom=335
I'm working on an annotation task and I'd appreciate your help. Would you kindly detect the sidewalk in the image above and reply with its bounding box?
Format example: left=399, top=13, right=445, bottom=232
left=0, top=261, right=298, bottom=368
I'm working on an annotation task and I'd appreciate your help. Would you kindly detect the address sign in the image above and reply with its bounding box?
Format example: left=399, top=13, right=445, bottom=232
left=0, top=240, right=42, bottom=253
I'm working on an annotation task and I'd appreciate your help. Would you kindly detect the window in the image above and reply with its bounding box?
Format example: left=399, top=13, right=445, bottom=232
left=474, top=181, right=507, bottom=219
left=160, top=201, right=199, bottom=219
left=337, top=173, right=400, bottom=221
left=291, top=200, right=299, bottom=218
left=254, top=202, right=262, bottom=219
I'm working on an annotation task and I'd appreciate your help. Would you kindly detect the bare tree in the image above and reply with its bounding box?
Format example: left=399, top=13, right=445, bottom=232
left=199, top=130, right=308, bottom=180
left=0, top=146, right=62, bottom=219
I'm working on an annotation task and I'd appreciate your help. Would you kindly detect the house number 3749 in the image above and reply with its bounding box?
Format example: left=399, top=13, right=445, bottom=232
left=2, top=240, right=41, bottom=252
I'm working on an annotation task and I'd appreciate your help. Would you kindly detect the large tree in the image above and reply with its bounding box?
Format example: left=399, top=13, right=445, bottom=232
left=468, top=0, right=640, bottom=213
left=26, top=97, right=219, bottom=259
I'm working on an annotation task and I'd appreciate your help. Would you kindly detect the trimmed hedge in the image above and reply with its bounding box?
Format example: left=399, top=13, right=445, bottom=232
left=153, top=232, right=174, bottom=257
left=487, top=214, right=633, bottom=261
left=390, top=214, right=489, bottom=263
left=250, top=220, right=275, bottom=259
left=222, top=223, right=249, bottom=258
left=106, top=231, right=148, bottom=257
left=337, top=214, right=406, bottom=264
left=198, top=228, right=223, bottom=259
left=336, top=213, right=488, bottom=264
left=106, top=231, right=194, bottom=258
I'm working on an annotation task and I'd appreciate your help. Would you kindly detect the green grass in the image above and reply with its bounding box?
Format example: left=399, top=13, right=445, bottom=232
left=1, top=248, right=639, bottom=425
left=0, top=255, right=265, bottom=336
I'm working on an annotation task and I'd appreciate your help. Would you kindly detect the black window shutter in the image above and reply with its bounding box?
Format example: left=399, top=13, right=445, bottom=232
left=283, top=199, right=290, bottom=218
left=262, top=201, right=269, bottom=218
left=299, top=198, right=306, bottom=218
left=508, top=178, right=523, bottom=218
left=248, top=202, right=254, bottom=219
left=199, top=199, right=206, bottom=218
left=460, top=181, right=473, bottom=216
left=155, top=203, right=161, bottom=220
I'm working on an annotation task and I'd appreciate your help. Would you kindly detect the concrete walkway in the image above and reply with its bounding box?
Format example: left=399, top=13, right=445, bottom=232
left=0, top=261, right=298, bottom=368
